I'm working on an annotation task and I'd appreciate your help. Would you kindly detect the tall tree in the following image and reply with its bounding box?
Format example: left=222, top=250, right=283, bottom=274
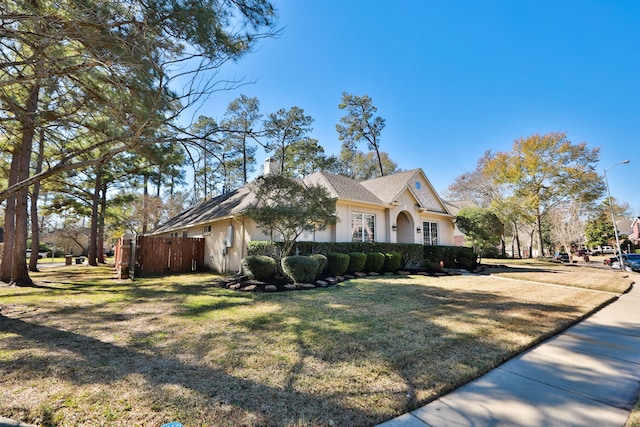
left=263, top=107, right=313, bottom=175
left=336, top=92, right=386, bottom=177
left=485, top=132, right=604, bottom=257
left=221, top=94, right=261, bottom=184
left=281, top=138, right=334, bottom=178
left=335, top=148, right=399, bottom=181
left=0, top=0, right=276, bottom=284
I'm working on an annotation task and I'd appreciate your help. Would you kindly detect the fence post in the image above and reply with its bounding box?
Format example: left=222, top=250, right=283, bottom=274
left=116, top=233, right=135, bottom=279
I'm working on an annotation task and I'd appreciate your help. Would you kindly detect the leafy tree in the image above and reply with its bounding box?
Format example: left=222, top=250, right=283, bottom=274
left=584, top=197, right=630, bottom=247
left=281, top=138, right=336, bottom=178
left=336, top=92, right=386, bottom=177
left=244, top=174, right=338, bottom=258
left=336, top=148, right=399, bottom=180
left=263, top=107, right=314, bottom=175
left=485, top=132, right=604, bottom=258
left=221, top=94, right=262, bottom=184
left=455, top=207, right=503, bottom=262
left=190, top=116, right=221, bottom=200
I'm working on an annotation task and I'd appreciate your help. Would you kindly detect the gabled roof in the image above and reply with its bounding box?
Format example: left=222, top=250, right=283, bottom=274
left=360, top=169, right=419, bottom=204
left=153, top=184, right=257, bottom=233
left=362, top=168, right=450, bottom=214
left=153, top=168, right=452, bottom=234
left=444, top=200, right=476, bottom=215
left=303, top=171, right=382, bottom=205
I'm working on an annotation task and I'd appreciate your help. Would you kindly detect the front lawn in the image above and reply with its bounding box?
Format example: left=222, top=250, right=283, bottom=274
left=0, top=261, right=633, bottom=426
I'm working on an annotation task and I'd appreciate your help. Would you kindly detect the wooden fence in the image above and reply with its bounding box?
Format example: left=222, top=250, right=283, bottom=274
left=115, top=235, right=205, bottom=278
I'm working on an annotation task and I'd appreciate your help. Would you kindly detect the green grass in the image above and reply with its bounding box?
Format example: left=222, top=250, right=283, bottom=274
left=0, top=261, right=633, bottom=426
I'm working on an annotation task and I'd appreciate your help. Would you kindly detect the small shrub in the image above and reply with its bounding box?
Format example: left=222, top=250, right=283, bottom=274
left=281, top=256, right=319, bottom=283
left=309, top=253, right=328, bottom=278
left=365, top=252, right=385, bottom=273
left=383, top=251, right=402, bottom=272
left=326, top=252, right=350, bottom=275
left=347, top=252, right=367, bottom=274
left=241, top=255, right=277, bottom=281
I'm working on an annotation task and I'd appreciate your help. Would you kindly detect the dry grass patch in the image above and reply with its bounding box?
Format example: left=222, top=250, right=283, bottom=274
left=482, top=258, right=633, bottom=293
left=0, top=263, right=629, bottom=426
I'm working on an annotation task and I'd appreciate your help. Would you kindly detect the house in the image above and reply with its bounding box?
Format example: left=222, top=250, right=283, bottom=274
left=151, top=160, right=456, bottom=273
left=628, top=217, right=640, bottom=246
left=443, top=200, right=475, bottom=247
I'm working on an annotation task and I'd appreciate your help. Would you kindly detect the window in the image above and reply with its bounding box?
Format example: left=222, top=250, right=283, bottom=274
left=352, top=213, right=375, bottom=242
left=423, top=221, right=438, bottom=245
left=182, top=231, right=188, bottom=238
left=203, top=225, right=211, bottom=233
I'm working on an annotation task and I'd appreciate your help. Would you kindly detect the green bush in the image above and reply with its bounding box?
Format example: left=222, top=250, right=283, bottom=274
left=365, top=252, right=385, bottom=273
left=281, top=256, right=319, bottom=283
left=347, top=252, right=367, bottom=274
left=241, top=255, right=277, bottom=281
left=423, top=245, right=477, bottom=269
left=308, top=253, right=328, bottom=277
left=326, top=252, right=350, bottom=275
left=250, top=241, right=424, bottom=269
left=383, top=251, right=402, bottom=272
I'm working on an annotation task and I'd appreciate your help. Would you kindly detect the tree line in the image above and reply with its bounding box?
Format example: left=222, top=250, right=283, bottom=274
left=0, top=0, right=401, bottom=286
left=447, top=131, right=630, bottom=259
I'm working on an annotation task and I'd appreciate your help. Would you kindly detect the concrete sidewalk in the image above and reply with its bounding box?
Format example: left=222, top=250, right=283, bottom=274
left=378, top=282, right=640, bottom=427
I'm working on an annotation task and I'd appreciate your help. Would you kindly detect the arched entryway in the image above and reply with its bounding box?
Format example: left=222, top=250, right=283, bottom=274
left=395, top=211, right=414, bottom=244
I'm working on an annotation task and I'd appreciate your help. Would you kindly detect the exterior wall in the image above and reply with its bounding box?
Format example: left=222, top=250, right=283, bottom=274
left=335, top=201, right=388, bottom=243
left=419, top=215, right=455, bottom=246
left=389, top=192, right=424, bottom=244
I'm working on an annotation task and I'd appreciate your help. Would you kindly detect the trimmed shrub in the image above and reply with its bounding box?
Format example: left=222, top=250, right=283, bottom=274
left=309, top=253, right=328, bottom=278
left=423, top=245, right=477, bottom=269
left=241, top=255, right=277, bottom=281
left=347, top=252, right=367, bottom=274
left=383, top=251, right=402, bottom=272
left=281, top=256, right=319, bottom=283
left=326, top=252, right=350, bottom=275
left=365, top=252, right=385, bottom=273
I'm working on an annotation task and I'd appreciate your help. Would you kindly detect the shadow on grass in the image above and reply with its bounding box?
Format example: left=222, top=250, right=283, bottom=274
left=0, top=314, right=376, bottom=425
left=0, top=274, right=616, bottom=426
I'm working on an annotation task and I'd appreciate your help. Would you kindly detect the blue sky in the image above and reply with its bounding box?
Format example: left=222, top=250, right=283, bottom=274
left=193, top=0, right=640, bottom=215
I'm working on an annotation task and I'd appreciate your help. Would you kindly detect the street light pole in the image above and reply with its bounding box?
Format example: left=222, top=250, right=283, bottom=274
left=604, top=160, right=630, bottom=271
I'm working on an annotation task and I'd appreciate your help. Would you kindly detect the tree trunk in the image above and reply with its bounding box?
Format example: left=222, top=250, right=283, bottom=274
left=88, top=167, right=102, bottom=266
left=514, top=222, right=522, bottom=259
left=374, top=145, right=384, bottom=177
left=3, top=83, right=40, bottom=286
left=29, top=130, right=45, bottom=272
left=536, top=213, right=545, bottom=258
left=97, top=183, right=107, bottom=264
left=142, top=174, right=149, bottom=234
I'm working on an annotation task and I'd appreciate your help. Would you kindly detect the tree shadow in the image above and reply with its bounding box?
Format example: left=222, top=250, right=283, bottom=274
left=0, top=274, right=620, bottom=426
left=0, top=314, right=375, bottom=425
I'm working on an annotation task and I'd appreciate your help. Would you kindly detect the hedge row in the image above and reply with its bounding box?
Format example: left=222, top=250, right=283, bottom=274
left=248, top=241, right=424, bottom=266
left=422, top=245, right=477, bottom=269
left=242, top=250, right=404, bottom=283
left=247, top=241, right=477, bottom=270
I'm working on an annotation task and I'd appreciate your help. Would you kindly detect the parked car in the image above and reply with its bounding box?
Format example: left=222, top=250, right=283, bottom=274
left=611, top=254, right=640, bottom=272
left=553, top=252, right=570, bottom=262
left=590, top=245, right=615, bottom=256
